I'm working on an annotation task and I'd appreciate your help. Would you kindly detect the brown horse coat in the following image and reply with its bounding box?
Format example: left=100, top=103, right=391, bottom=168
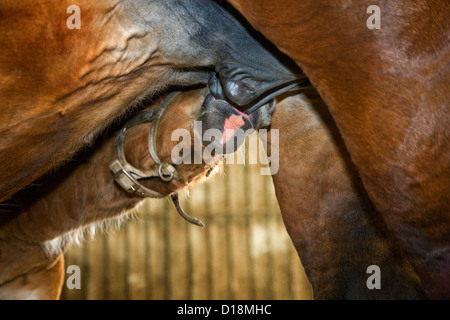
left=0, top=89, right=218, bottom=299
left=229, top=0, right=450, bottom=298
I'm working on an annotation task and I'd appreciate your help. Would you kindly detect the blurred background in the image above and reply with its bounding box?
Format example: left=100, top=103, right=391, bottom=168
left=61, top=135, right=313, bottom=300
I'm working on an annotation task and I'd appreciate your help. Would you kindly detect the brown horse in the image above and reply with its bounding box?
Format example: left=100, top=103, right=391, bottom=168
left=265, top=88, right=426, bottom=299
left=0, top=87, right=271, bottom=299
left=0, top=0, right=299, bottom=202
left=228, top=0, right=450, bottom=298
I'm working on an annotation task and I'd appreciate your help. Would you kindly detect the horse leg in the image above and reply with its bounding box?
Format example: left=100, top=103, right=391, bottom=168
left=0, top=255, right=65, bottom=300
left=265, top=90, right=426, bottom=299
left=227, top=0, right=450, bottom=298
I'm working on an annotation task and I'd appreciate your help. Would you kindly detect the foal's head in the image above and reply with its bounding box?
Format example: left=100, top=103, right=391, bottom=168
left=118, top=87, right=273, bottom=200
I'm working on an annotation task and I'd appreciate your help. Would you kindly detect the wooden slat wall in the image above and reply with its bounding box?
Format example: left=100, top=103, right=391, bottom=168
left=61, top=136, right=312, bottom=300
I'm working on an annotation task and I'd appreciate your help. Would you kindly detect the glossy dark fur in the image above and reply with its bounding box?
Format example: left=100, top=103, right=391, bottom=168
left=266, top=89, right=426, bottom=299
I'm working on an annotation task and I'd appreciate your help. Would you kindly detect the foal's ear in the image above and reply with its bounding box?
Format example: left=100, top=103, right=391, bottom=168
left=196, top=96, right=255, bottom=155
